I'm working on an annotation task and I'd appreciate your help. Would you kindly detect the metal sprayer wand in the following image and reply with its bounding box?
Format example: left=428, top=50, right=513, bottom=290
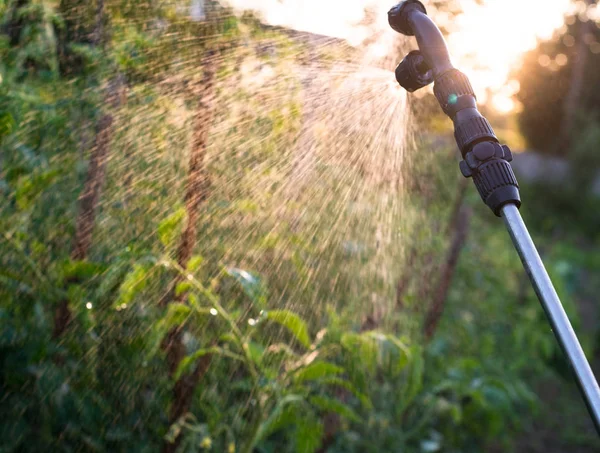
left=387, top=1, right=600, bottom=431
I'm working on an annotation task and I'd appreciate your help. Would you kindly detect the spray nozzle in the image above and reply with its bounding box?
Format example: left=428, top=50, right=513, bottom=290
left=388, top=1, right=452, bottom=79
left=395, top=50, right=433, bottom=92
left=388, top=0, right=427, bottom=36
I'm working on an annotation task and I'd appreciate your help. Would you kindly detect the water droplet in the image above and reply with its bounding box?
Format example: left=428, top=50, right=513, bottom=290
left=86, top=302, right=93, bottom=310
left=248, top=318, right=256, bottom=326
left=187, top=273, right=193, bottom=280
left=210, top=308, right=218, bottom=316
left=121, top=303, right=127, bottom=309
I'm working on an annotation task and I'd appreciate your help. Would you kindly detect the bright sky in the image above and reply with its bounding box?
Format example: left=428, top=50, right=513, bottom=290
left=224, top=0, right=580, bottom=111
left=225, top=0, right=387, bottom=44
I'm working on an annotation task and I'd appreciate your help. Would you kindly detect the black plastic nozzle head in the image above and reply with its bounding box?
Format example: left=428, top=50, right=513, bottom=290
left=388, top=0, right=427, bottom=36
left=395, top=50, right=433, bottom=92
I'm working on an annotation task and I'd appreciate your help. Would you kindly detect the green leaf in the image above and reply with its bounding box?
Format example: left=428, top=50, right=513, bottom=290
left=219, top=332, right=238, bottom=345
left=372, top=333, right=411, bottom=377
left=62, top=260, right=104, bottom=281
left=145, top=303, right=192, bottom=361
left=294, top=362, right=344, bottom=383
left=406, top=346, right=424, bottom=403
left=255, top=395, right=305, bottom=441
left=295, top=414, right=323, bottom=453
left=67, top=285, right=84, bottom=306
left=309, top=395, right=361, bottom=423
left=342, top=332, right=413, bottom=378
left=116, top=263, right=149, bottom=307
left=175, top=280, right=193, bottom=297
left=158, top=208, right=186, bottom=247
left=245, top=341, right=265, bottom=366
left=321, top=377, right=372, bottom=409
left=174, top=347, right=215, bottom=380
left=265, top=310, right=311, bottom=349
left=341, top=333, right=377, bottom=373
left=163, top=303, right=192, bottom=330
left=187, top=255, right=203, bottom=272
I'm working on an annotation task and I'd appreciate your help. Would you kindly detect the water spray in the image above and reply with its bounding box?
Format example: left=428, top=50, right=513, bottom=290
left=388, top=0, right=600, bottom=431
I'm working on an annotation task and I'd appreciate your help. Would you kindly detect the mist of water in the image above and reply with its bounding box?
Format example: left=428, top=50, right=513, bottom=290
left=89, top=3, right=425, bottom=326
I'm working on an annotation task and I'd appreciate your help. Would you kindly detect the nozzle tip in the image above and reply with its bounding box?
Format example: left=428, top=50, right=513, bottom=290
left=388, top=1, right=427, bottom=36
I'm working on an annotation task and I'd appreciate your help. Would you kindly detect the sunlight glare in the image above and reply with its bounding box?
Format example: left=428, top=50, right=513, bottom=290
left=447, top=0, right=572, bottom=109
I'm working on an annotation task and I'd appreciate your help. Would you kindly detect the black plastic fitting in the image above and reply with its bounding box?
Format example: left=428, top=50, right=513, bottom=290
left=454, top=115, right=498, bottom=154
left=395, top=51, right=434, bottom=92
left=433, top=69, right=475, bottom=115
left=459, top=142, right=520, bottom=215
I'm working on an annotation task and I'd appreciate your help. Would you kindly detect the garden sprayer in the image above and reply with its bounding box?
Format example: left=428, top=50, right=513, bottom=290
left=387, top=0, right=600, bottom=431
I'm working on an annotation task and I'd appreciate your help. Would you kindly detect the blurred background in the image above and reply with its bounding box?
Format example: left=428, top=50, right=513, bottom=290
left=1, top=1, right=600, bottom=452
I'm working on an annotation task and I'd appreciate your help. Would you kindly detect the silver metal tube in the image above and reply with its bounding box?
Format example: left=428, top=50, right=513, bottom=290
left=501, top=203, right=600, bottom=431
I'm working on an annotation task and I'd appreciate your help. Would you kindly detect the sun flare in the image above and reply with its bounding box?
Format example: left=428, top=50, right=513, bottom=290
left=446, top=0, right=574, bottom=111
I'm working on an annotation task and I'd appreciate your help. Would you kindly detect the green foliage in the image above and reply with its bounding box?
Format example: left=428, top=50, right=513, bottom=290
left=520, top=110, right=600, bottom=240
left=155, top=264, right=369, bottom=453
left=265, top=309, right=311, bottom=349
left=115, top=262, right=151, bottom=307
left=15, top=168, right=59, bottom=210
left=158, top=208, right=186, bottom=247
left=294, top=362, right=344, bottom=383
left=309, top=395, right=361, bottom=423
